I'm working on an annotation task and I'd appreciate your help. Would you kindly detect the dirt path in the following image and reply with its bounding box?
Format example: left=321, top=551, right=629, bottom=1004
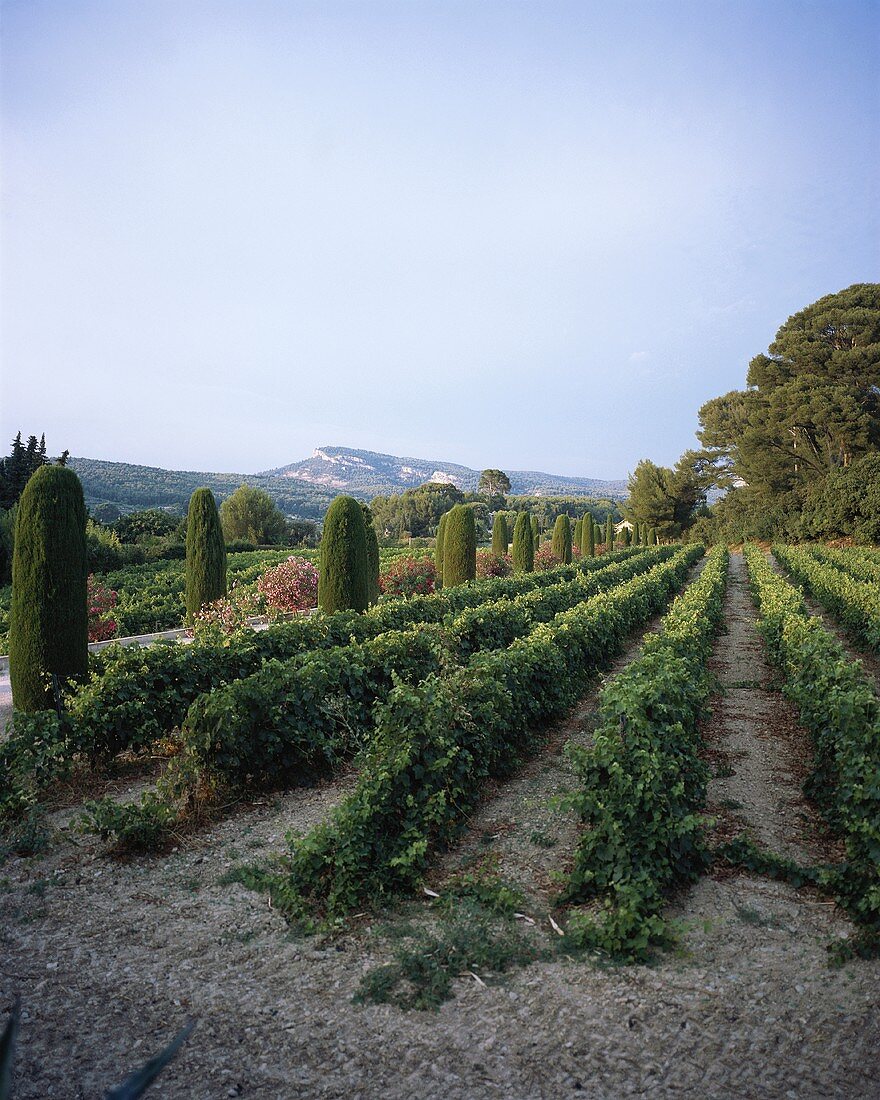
left=2, top=554, right=878, bottom=1099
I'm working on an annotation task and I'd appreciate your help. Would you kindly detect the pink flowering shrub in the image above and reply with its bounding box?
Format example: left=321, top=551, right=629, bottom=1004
left=476, top=550, right=511, bottom=579
left=379, top=555, right=436, bottom=597
left=533, top=544, right=561, bottom=572
left=257, top=556, right=319, bottom=614
left=88, top=575, right=118, bottom=642
left=191, top=581, right=264, bottom=639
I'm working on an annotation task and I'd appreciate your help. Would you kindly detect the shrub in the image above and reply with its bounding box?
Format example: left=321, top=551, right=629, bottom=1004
left=491, top=514, right=508, bottom=557
left=605, top=517, right=614, bottom=549
left=185, top=489, right=227, bottom=622
left=379, top=556, right=436, bottom=597
left=551, top=515, right=572, bottom=564
left=476, top=549, right=511, bottom=579
left=530, top=516, right=539, bottom=546
left=511, top=513, right=534, bottom=574
left=533, top=544, right=561, bottom=571
left=318, top=495, right=369, bottom=613
left=442, top=505, right=477, bottom=587
left=257, top=556, right=319, bottom=614
left=10, top=466, right=88, bottom=711
left=87, top=576, right=118, bottom=643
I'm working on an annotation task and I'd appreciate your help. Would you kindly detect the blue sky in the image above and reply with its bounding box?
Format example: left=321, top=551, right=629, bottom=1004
left=2, top=0, right=878, bottom=480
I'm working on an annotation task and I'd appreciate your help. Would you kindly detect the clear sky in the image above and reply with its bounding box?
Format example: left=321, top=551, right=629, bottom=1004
left=2, top=0, right=878, bottom=480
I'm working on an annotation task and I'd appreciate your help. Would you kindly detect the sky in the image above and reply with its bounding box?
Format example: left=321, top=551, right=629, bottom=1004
left=1, top=0, right=878, bottom=481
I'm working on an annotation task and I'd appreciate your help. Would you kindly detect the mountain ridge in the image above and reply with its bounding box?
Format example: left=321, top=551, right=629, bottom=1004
left=68, top=446, right=627, bottom=518
left=260, top=446, right=627, bottom=497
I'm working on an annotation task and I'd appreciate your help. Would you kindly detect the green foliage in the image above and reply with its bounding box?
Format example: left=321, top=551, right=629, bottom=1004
left=697, top=284, right=880, bottom=534
left=114, top=509, right=182, bottom=543
left=491, top=513, right=508, bottom=557
left=355, top=898, right=542, bottom=1011
left=362, top=504, right=380, bottom=605
left=251, top=547, right=699, bottom=920
left=219, top=483, right=288, bottom=545
left=10, top=465, right=88, bottom=711
left=561, top=545, right=725, bottom=960
left=434, top=511, right=448, bottom=589
left=185, top=489, right=227, bottom=622
left=80, top=792, right=178, bottom=853
left=318, top=495, right=369, bottom=613
left=370, top=482, right=465, bottom=540
left=774, top=544, right=880, bottom=650
left=582, top=517, right=595, bottom=556
left=511, top=512, right=534, bottom=573
left=478, top=469, right=512, bottom=500
left=801, top=453, right=880, bottom=543
left=605, top=517, right=613, bottom=548
left=551, top=514, right=572, bottom=564
left=744, top=544, right=880, bottom=934
left=625, top=453, right=705, bottom=539
left=442, top=504, right=476, bottom=587
left=573, top=518, right=583, bottom=550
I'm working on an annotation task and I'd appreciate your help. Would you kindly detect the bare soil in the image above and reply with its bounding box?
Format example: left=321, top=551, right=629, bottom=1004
left=2, top=554, right=878, bottom=1099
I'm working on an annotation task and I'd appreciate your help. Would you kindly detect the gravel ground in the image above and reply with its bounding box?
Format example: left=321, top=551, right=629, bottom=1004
left=2, top=553, right=878, bottom=1099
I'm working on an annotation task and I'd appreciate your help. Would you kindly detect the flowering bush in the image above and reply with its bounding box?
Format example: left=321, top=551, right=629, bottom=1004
left=257, top=556, right=319, bottom=614
left=191, top=582, right=263, bottom=640
left=379, top=555, right=436, bottom=597
left=533, top=545, right=561, bottom=572
left=88, top=575, right=118, bottom=642
left=476, top=550, right=511, bottom=579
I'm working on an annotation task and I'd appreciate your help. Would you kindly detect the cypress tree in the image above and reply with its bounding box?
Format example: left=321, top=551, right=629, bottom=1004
left=442, top=504, right=476, bottom=586
left=649, top=527, right=658, bottom=546
left=551, top=514, right=572, bottom=564
left=491, top=513, right=508, bottom=558
left=512, top=511, right=534, bottom=573
left=318, top=495, right=369, bottom=613
left=186, top=488, right=227, bottom=621
left=584, top=518, right=595, bottom=557
left=362, top=504, right=380, bottom=605
left=623, top=525, right=631, bottom=547
left=574, top=517, right=583, bottom=550
left=530, top=515, right=539, bottom=547
left=605, top=517, right=614, bottom=550
left=434, top=511, right=448, bottom=589
left=9, top=464, right=88, bottom=711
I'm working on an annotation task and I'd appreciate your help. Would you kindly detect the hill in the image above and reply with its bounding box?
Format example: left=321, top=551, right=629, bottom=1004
left=68, top=447, right=627, bottom=517
left=261, top=446, right=627, bottom=498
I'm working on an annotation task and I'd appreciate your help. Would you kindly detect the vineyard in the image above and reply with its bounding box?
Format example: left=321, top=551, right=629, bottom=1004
left=2, top=533, right=879, bottom=1097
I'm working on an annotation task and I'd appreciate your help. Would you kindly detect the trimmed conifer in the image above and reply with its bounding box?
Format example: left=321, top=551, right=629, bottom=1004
left=362, top=504, right=380, bottom=605
left=434, top=511, right=448, bottom=590
left=9, top=464, right=88, bottom=711
left=574, top=518, right=583, bottom=550
left=512, top=511, right=534, bottom=573
left=623, top=525, right=631, bottom=547
left=491, top=513, right=508, bottom=558
left=530, top=515, right=539, bottom=547
left=442, top=504, right=476, bottom=586
left=551, top=514, right=572, bottom=564
left=584, top=518, right=595, bottom=557
left=318, top=495, right=369, bottom=613
left=185, top=488, right=227, bottom=621
left=649, top=527, right=658, bottom=546
left=605, top=517, right=614, bottom=550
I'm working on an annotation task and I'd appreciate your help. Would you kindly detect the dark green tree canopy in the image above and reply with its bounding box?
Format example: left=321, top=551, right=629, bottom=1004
left=318, top=494, right=369, bottom=613
left=220, top=484, right=288, bottom=545
left=512, top=511, right=535, bottom=573
left=625, top=453, right=704, bottom=538
left=698, top=284, right=880, bottom=499
left=442, top=504, right=476, bottom=587
left=478, top=469, right=511, bottom=499
left=9, top=464, right=88, bottom=710
left=185, top=488, right=227, bottom=621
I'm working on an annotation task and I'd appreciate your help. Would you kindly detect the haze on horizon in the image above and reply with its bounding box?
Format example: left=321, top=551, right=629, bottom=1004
left=1, top=0, right=877, bottom=483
